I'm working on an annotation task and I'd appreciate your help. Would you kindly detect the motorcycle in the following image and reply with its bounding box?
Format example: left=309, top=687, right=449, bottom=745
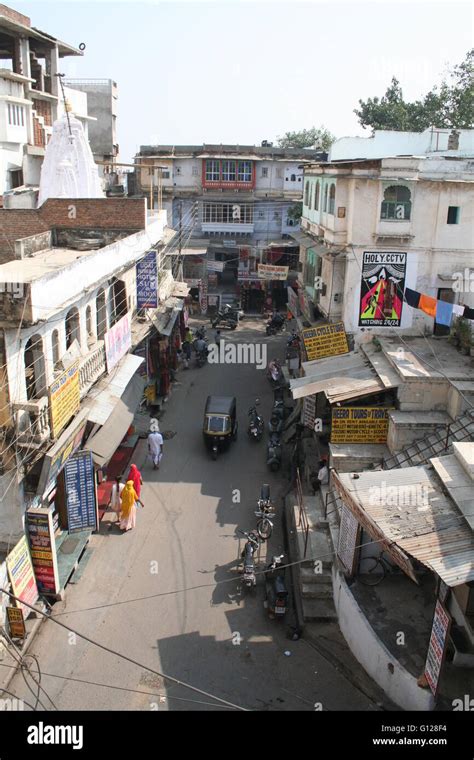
left=271, top=398, right=285, bottom=420
left=238, top=529, right=261, bottom=589
left=267, top=359, right=284, bottom=387
left=268, top=414, right=283, bottom=436
left=247, top=400, right=264, bottom=442
left=266, top=313, right=285, bottom=336
left=265, top=554, right=288, bottom=619
left=195, top=325, right=207, bottom=340
left=255, top=483, right=276, bottom=540
left=196, top=348, right=208, bottom=368
left=267, top=432, right=282, bottom=472
left=287, top=330, right=301, bottom=349
left=211, top=305, right=238, bottom=330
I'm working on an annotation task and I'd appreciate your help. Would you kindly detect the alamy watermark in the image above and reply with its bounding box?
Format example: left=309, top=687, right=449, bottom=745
left=452, top=269, right=474, bottom=294
left=207, top=340, right=267, bottom=370
left=368, top=481, right=430, bottom=509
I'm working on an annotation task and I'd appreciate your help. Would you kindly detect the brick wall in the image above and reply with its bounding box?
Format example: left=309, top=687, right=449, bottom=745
left=33, top=100, right=52, bottom=127
left=0, top=4, right=30, bottom=26
left=33, top=114, right=45, bottom=147
left=0, top=198, right=147, bottom=264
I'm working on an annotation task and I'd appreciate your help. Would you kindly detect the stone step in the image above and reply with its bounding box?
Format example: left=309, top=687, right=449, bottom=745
left=300, top=567, right=333, bottom=585
left=295, top=523, right=334, bottom=569
left=301, top=583, right=333, bottom=600
left=302, top=597, right=337, bottom=622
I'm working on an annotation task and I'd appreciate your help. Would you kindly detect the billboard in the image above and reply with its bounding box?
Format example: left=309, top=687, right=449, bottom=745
left=302, top=322, right=349, bottom=361
left=136, top=251, right=158, bottom=309
left=359, top=252, right=407, bottom=328
left=49, top=363, right=80, bottom=439
left=104, top=312, right=132, bottom=372
left=331, top=407, right=393, bottom=444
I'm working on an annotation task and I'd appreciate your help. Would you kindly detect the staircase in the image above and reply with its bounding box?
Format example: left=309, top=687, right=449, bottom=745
left=382, top=408, right=474, bottom=469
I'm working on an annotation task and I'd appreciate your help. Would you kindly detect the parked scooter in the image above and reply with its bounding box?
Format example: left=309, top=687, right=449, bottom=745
left=268, top=414, right=283, bottom=436
left=287, top=329, right=301, bottom=349
left=267, top=359, right=284, bottom=387
left=271, top=398, right=285, bottom=420
left=255, top=483, right=276, bottom=540
left=195, top=325, right=207, bottom=340
left=266, top=312, right=285, bottom=336
left=247, top=400, right=264, bottom=442
left=211, top=305, right=238, bottom=330
left=237, top=529, right=261, bottom=589
left=265, top=554, right=288, bottom=619
left=267, top=432, right=282, bottom=472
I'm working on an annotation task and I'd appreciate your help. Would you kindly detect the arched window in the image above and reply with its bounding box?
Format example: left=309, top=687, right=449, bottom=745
left=290, top=174, right=296, bottom=182
left=314, top=182, right=320, bottom=211
left=328, top=184, right=336, bottom=215
left=304, top=181, right=310, bottom=207
left=96, top=288, right=107, bottom=340
left=65, top=307, right=80, bottom=349
left=323, top=185, right=328, bottom=212
left=24, top=334, right=46, bottom=400
left=308, top=183, right=313, bottom=211
left=52, top=329, right=60, bottom=367
left=381, top=185, right=411, bottom=220
left=111, top=280, right=127, bottom=326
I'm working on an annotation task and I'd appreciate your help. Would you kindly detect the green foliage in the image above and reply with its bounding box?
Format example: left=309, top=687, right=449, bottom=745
left=277, top=127, right=336, bottom=151
left=287, top=202, right=302, bottom=223
left=355, top=49, right=474, bottom=132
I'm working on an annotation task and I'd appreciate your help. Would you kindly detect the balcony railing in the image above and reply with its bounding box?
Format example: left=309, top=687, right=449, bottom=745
left=79, top=341, right=107, bottom=399
left=12, top=397, right=51, bottom=446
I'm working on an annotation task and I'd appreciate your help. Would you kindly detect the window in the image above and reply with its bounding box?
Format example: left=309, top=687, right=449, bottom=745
left=222, top=160, right=236, bottom=182
left=205, top=160, right=220, bottom=181
left=192, top=165, right=199, bottom=176
left=86, top=306, right=92, bottom=336
left=237, top=161, right=252, bottom=182
left=304, top=181, right=310, bottom=207
left=65, top=307, right=80, bottom=349
left=175, top=166, right=182, bottom=175
left=447, top=206, right=460, bottom=224
left=273, top=211, right=281, bottom=220
left=262, top=167, right=269, bottom=178
left=9, top=169, right=23, bottom=189
left=308, top=184, right=313, bottom=211
left=258, top=210, right=265, bottom=219
left=7, top=103, right=25, bottom=127
left=202, top=203, right=254, bottom=224
left=162, top=171, right=170, bottom=179
left=52, top=329, right=60, bottom=367
left=323, top=185, right=328, bottom=212
left=381, top=185, right=411, bottom=220
left=298, top=177, right=302, bottom=182
left=290, top=174, right=296, bottom=182
left=314, top=182, right=320, bottom=211
left=328, top=184, right=336, bottom=215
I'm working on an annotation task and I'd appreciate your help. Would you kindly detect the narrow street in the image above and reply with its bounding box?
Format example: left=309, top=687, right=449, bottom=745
left=8, top=320, right=377, bottom=712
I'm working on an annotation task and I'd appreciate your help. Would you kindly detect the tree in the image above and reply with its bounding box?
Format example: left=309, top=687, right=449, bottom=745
left=355, top=49, right=474, bottom=132
left=277, top=126, right=335, bottom=151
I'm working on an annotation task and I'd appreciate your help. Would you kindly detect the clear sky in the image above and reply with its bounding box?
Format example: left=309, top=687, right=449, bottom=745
left=14, top=0, right=474, bottom=161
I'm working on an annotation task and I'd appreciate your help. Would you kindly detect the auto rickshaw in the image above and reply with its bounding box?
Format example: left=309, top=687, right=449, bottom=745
left=203, top=396, right=238, bottom=460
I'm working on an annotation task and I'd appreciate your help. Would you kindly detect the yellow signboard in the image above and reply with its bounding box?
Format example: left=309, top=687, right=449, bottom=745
left=6, top=535, right=38, bottom=617
left=302, top=322, right=349, bottom=361
left=331, top=407, right=393, bottom=444
left=49, top=362, right=80, bottom=438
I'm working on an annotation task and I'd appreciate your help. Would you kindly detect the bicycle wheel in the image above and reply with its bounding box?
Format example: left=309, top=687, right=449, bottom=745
left=357, top=557, right=386, bottom=586
left=257, top=518, right=273, bottom=540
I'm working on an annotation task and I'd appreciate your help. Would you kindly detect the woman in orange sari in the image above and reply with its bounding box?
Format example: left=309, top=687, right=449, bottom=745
left=119, top=480, right=144, bottom=532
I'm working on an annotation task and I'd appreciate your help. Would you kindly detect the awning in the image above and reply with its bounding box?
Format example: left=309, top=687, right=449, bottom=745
left=83, top=354, right=145, bottom=426
left=332, top=467, right=474, bottom=587
left=152, top=307, right=180, bottom=337
left=291, top=352, right=392, bottom=401
left=170, top=282, right=190, bottom=297
left=83, top=373, right=145, bottom=468
left=288, top=231, right=322, bottom=249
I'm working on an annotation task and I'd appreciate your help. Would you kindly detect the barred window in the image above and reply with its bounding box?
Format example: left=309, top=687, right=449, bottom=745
left=381, top=185, right=411, bottom=220
left=205, top=160, right=220, bottom=181
left=202, top=203, right=254, bottom=224
left=222, top=160, right=236, bottom=181
left=238, top=161, right=252, bottom=182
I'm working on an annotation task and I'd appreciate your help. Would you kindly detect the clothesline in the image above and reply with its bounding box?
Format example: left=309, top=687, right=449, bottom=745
left=404, top=287, right=474, bottom=327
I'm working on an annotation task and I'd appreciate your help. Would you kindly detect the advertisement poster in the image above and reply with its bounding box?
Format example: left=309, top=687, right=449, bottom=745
left=257, top=264, right=289, bottom=281
left=331, top=407, right=393, bottom=443
left=64, top=451, right=98, bottom=533
left=136, top=251, right=158, bottom=309
left=358, top=252, right=407, bottom=327
left=104, top=312, right=132, bottom=372
left=302, top=322, right=349, bottom=361
left=6, top=607, right=26, bottom=639
left=424, top=600, right=451, bottom=697
left=49, top=362, right=80, bottom=438
left=199, top=276, right=208, bottom=314
left=6, top=536, right=38, bottom=617
left=26, top=508, right=60, bottom=596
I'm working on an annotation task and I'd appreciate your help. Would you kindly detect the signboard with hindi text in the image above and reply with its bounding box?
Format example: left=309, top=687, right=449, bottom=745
left=49, top=362, right=80, bottom=438
left=331, top=407, right=393, bottom=444
left=257, top=264, right=289, bottom=281
left=424, top=600, right=451, bottom=697
left=6, top=536, right=38, bottom=617
left=302, top=322, right=349, bottom=361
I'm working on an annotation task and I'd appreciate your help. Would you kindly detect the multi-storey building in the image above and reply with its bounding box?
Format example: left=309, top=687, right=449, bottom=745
left=297, top=131, right=474, bottom=340
left=134, top=143, right=326, bottom=311
left=0, top=4, right=91, bottom=208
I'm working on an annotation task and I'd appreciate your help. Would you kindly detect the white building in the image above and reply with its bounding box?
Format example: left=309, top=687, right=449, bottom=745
left=297, top=144, right=474, bottom=341
left=330, top=127, right=474, bottom=162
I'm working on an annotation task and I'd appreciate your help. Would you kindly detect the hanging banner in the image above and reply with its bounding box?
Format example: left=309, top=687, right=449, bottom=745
left=302, top=322, right=349, bottom=361
left=424, top=600, right=451, bottom=697
left=6, top=536, right=38, bottom=617
left=49, top=362, right=80, bottom=438
left=359, top=252, right=407, bottom=328
left=287, top=286, right=300, bottom=317
left=37, top=412, right=88, bottom=500
left=257, top=264, right=289, bottom=281
left=64, top=451, right=99, bottom=533
left=199, top=276, right=208, bottom=314
left=331, top=407, right=393, bottom=444
left=26, top=508, right=60, bottom=596
left=207, top=260, right=225, bottom=272
left=303, top=396, right=316, bottom=429
left=136, top=250, right=158, bottom=309
left=104, top=312, right=132, bottom=372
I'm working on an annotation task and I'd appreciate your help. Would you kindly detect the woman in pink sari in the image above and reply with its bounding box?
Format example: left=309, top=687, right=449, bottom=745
left=127, top=463, right=143, bottom=499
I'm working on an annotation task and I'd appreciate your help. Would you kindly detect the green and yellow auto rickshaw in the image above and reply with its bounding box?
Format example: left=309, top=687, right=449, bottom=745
left=203, top=396, right=238, bottom=460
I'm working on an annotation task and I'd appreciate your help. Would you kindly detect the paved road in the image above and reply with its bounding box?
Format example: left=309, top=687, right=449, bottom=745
left=7, top=318, right=379, bottom=712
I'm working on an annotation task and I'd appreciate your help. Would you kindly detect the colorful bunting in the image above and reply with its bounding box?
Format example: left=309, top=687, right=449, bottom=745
left=402, top=288, right=474, bottom=327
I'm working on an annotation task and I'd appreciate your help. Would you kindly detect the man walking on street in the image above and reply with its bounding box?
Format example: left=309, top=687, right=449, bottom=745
left=148, top=429, right=164, bottom=470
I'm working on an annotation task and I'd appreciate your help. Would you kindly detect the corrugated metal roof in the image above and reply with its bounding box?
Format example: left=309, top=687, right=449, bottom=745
left=334, top=466, right=474, bottom=587
left=292, top=353, right=380, bottom=400
left=430, top=453, right=474, bottom=532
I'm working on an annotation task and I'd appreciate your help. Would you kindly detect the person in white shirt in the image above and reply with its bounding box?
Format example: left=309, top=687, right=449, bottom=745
left=311, top=459, right=329, bottom=494
left=148, top=430, right=164, bottom=470
left=108, top=476, right=124, bottom=523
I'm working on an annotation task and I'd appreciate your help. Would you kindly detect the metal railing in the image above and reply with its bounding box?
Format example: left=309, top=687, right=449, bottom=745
left=296, top=467, right=310, bottom=558
left=78, top=341, right=106, bottom=399
left=12, top=397, right=50, bottom=446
